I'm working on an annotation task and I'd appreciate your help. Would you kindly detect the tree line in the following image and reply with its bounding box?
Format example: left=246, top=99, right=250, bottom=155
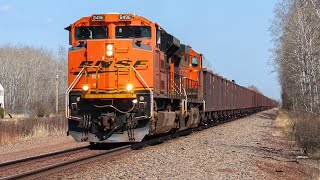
left=0, top=44, right=67, bottom=116
left=271, top=0, right=320, bottom=154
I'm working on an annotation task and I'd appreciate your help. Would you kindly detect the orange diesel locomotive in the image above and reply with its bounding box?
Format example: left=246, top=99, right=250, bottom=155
left=65, top=13, right=276, bottom=143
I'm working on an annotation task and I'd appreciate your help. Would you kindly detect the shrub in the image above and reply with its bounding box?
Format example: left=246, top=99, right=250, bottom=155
left=293, top=113, right=320, bottom=156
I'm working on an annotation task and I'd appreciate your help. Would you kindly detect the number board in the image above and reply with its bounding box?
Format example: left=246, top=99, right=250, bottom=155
left=92, top=15, right=105, bottom=21
left=119, top=14, right=132, bottom=21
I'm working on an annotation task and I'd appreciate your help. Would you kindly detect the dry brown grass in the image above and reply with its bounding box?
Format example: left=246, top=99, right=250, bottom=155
left=274, top=110, right=294, bottom=136
left=293, top=113, right=320, bottom=157
left=275, top=109, right=320, bottom=158
left=0, top=116, right=67, bottom=145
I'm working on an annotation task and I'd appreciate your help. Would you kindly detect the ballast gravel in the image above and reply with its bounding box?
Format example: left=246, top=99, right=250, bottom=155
left=55, top=109, right=319, bottom=179
left=0, top=136, right=87, bottom=163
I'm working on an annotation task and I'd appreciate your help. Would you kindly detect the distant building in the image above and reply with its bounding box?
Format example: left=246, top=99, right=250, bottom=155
left=0, top=83, right=4, bottom=109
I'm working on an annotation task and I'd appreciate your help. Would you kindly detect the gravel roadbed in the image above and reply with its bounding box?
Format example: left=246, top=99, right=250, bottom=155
left=52, top=109, right=319, bottom=179
left=0, top=136, right=87, bottom=163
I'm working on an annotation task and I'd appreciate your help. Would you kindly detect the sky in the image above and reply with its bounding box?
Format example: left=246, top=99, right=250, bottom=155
left=0, top=0, right=280, bottom=100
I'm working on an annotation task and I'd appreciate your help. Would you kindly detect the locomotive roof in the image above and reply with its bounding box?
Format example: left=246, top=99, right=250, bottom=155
left=70, top=13, right=155, bottom=26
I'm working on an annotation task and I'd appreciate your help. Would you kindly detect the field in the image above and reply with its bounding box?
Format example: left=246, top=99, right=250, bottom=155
left=0, top=116, right=67, bottom=145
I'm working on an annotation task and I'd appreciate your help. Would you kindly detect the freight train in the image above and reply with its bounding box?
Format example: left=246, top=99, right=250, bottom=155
left=65, top=13, right=277, bottom=143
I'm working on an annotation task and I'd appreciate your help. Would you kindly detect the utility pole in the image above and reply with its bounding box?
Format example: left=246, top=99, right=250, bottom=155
left=56, top=74, right=59, bottom=115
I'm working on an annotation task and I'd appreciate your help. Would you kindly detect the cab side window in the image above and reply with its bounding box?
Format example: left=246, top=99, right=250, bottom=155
left=192, top=56, right=198, bottom=67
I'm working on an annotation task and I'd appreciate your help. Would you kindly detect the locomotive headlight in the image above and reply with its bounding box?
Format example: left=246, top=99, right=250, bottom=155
left=106, top=44, right=113, bottom=51
left=106, top=50, right=114, bottom=57
left=126, top=83, right=133, bottom=92
left=82, top=84, right=89, bottom=91
left=106, top=44, right=114, bottom=57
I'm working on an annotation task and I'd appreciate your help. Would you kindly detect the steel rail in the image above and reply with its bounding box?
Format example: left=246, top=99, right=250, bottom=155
left=1, top=145, right=132, bottom=180
left=0, top=146, right=89, bottom=167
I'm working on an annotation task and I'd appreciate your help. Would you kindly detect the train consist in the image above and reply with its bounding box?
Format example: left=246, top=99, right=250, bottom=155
left=65, top=13, right=277, bottom=143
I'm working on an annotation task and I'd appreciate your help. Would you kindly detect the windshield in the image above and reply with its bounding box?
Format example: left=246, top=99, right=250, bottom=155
left=116, top=26, right=151, bottom=38
left=75, top=26, right=108, bottom=40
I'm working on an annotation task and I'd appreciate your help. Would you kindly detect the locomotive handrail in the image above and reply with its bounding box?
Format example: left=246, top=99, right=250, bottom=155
left=131, top=66, right=152, bottom=93
left=131, top=66, right=154, bottom=118
left=115, top=65, right=133, bottom=92
left=170, top=78, right=182, bottom=96
left=65, top=67, right=85, bottom=118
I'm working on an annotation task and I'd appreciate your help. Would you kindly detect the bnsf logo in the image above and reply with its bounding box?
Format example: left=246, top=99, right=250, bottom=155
left=78, top=60, right=148, bottom=68
left=73, top=60, right=148, bottom=75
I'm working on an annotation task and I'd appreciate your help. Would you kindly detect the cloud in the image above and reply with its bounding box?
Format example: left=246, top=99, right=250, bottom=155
left=0, top=4, right=13, bottom=13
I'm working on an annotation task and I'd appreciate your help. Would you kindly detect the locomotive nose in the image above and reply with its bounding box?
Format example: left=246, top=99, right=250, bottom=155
left=86, top=40, right=133, bottom=61
left=86, top=40, right=110, bottom=60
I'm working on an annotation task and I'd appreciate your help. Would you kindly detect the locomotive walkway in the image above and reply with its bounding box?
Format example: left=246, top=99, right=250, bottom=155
left=49, top=109, right=319, bottom=179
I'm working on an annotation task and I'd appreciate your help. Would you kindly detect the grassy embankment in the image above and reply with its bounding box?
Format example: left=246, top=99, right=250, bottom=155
left=275, top=110, right=320, bottom=158
left=0, top=116, right=67, bottom=145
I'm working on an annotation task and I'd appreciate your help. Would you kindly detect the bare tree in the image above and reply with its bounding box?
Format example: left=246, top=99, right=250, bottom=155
left=247, top=85, right=262, bottom=94
left=271, top=0, right=320, bottom=153
left=0, top=44, right=68, bottom=116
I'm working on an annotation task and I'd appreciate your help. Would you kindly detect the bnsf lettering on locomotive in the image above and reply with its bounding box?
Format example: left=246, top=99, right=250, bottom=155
left=78, top=61, right=113, bottom=68
left=95, top=61, right=113, bottom=68
left=78, top=61, right=94, bottom=68
left=77, top=60, right=148, bottom=70
left=115, top=60, right=132, bottom=67
left=133, top=60, right=148, bottom=67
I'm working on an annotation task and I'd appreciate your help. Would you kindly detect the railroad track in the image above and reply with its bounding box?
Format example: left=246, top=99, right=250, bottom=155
left=0, top=113, right=249, bottom=179
left=0, top=145, right=132, bottom=180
